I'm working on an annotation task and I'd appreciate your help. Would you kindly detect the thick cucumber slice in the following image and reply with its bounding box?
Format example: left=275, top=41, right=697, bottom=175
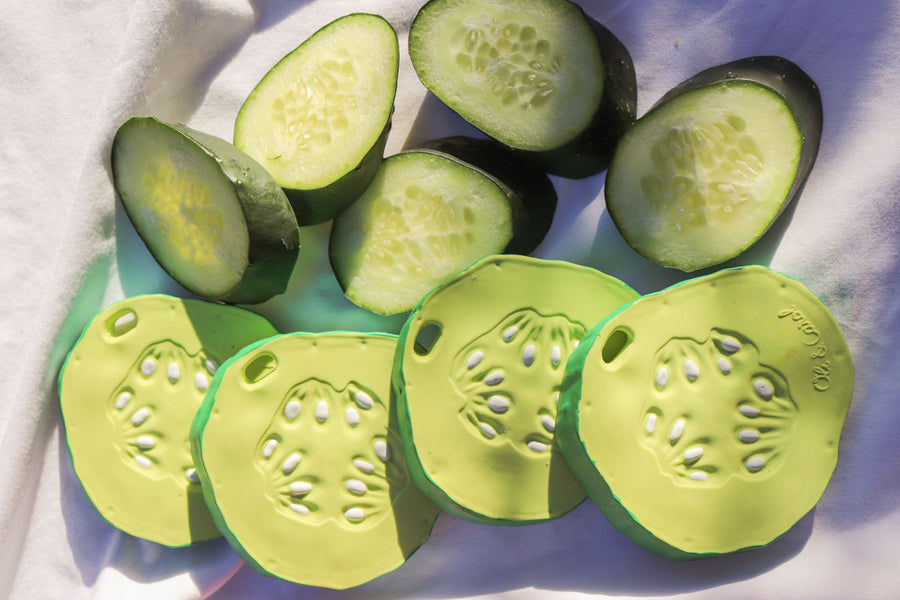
left=235, top=13, right=399, bottom=225
left=605, top=56, right=823, bottom=272
left=112, top=117, right=300, bottom=304
left=329, top=150, right=516, bottom=316
left=58, top=294, right=278, bottom=547
left=409, top=0, right=636, bottom=177
left=557, top=266, right=853, bottom=558
left=393, top=255, right=639, bottom=524
left=191, top=332, right=440, bottom=589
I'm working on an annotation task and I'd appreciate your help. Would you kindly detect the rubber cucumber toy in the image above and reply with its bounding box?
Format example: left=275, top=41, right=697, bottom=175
left=409, top=0, right=636, bottom=178
left=191, top=332, right=439, bottom=589
left=112, top=117, right=300, bottom=304
left=557, top=266, right=853, bottom=558
left=234, top=13, right=399, bottom=225
left=329, top=149, right=517, bottom=316
left=393, top=255, right=639, bottom=524
left=605, top=56, right=823, bottom=272
left=58, top=294, right=278, bottom=547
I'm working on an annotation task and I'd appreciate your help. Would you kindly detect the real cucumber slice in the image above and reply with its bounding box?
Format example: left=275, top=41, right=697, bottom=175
left=393, top=255, right=639, bottom=524
left=234, top=13, right=399, bottom=225
left=112, top=117, right=300, bottom=304
left=328, top=150, right=517, bottom=316
left=57, top=294, right=278, bottom=547
left=605, top=56, right=823, bottom=272
left=557, top=266, right=853, bottom=558
left=190, top=332, right=440, bottom=589
left=409, top=0, right=636, bottom=177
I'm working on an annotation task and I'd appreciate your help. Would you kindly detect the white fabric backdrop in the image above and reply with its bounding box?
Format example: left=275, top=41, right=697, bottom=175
left=2, top=0, right=899, bottom=598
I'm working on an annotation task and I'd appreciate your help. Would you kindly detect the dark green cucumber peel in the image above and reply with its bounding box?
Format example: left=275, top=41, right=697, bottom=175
left=605, top=56, right=822, bottom=272
left=418, top=136, right=556, bottom=254
left=112, top=117, right=300, bottom=304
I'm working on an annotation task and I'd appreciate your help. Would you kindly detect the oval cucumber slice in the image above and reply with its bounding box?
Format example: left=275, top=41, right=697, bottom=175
left=235, top=13, right=399, bottom=225
left=393, top=255, right=639, bottom=524
left=557, top=266, right=853, bottom=558
left=605, top=56, right=823, bottom=272
left=58, top=294, right=278, bottom=547
left=409, top=0, right=636, bottom=177
left=329, top=150, right=516, bottom=316
left=112, top=117, right=300, bottom=303
left=190, top=332, right=440, bottom=589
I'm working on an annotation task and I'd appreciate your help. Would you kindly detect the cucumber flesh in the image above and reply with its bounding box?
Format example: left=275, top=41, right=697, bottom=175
left=235, top=13, right=399, bottom=224
left=606, top=56, right=822, bottom=272
left=112, top=117, right=300, bottom=303
left=57, top=295, right=278, bottom=547
left=329, top=150, right=515, bottom=316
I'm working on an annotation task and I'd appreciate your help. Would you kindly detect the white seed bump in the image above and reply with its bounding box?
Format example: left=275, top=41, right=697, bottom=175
left=346, top=407, right=360, bottom=426
left=466, top=351, right=484, bottom=369
left=290, top=481, right=312, bottom=495
left=131, top=408, right=150, bottom=426
left=739, top=404, right=761, bottom=417
left=315, top=400, right=329, bottom=422
left=479, top=423, right=497, bottom=438
left=487, top=395, right=509, bottom=413
left=290, top=503, right=310, bottom=515
left=263, top=439, right=278, bottom=458
left=354, top=459, right=375, bottom=473
left=550, top=346, right=562, bottom=367
left=344, top=507, right=365, bottom=522
left=669, top=419, right=686, bottom=442
left=281, top=400, right=300, bottom=420
left=205, top=359, right=218, bottom=374
left=522, top=344, right=537, bottom=366
left=346, top=479, right=367, bottom=495
left=754, top=379, right=774, bottom=399
left=721, top=337, right=741, bottom=352
left=684, top=447, right=704, bottom=462
left=115, top=392, right=131, bottom=410
left=573, top=340, right=579, bottom=349
left=502, top=325, right=518, bottom=342
left=113, top=312, right=136, bottom=334
left=717, top=357, right=732, bottom=375
left=739, top=429, right=761, bottom=443
left=374, top=440, right=390, bottom=461
left=167, top=362, right=180, bottom=383
left=656, top=367, right=669, bottom=389
left=484, top=370, right=504, bottom=385
left=646, top=413, right=657, bottom=434
left=527, top=440, right=548, bottom=453
left=135, top=455, right=151, bottom=469
left=185, top=468, right=200, bottom=482
left=684, top=360, right=700, bottom=381
left=141, top=358, right=156, bottom=377
left=690, top=471, right=709, bottom=481
left=746, top=455, right=766, bottom=471
left=282, top=452, right=301, bottom=474
left=542, top=415, right=556, bottom=432
left=195, top=373, right=209, bottom=392
left=136, top=435, right=155, bottom=449
left=555, top=392, right=561, bottom=405
left=355, top=391, right=374, bottom=409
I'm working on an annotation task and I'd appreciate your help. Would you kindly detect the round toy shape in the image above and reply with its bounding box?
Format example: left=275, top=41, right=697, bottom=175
left=557, top=265, right=853, bottom=558
left=191, top=332, right=440, bottom=590
left=393, top=254, right=639, bottom=524
left=58, top=294, right=279, bottom=547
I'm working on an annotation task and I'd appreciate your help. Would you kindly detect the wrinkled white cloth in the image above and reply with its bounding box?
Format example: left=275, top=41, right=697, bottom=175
left=2, top=0, right=899, bottom=598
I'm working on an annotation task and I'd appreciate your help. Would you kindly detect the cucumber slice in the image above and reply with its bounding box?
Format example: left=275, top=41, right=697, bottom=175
left=58, top=294, right=278, bottom=547
left=234, top=13, right=399, bottom=225
left=190, top=332, right=440, bottom=589
left=605, top=56, right=823, bottom=272
left=557, top=266, right=853, bottom=558
left=409, top=0, right=636, bottom=177
left=393, top=255, right=639, bottom=524
left=329, top=150, right=516, bottom=316
left=112, top=117, right=300, bottom=304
